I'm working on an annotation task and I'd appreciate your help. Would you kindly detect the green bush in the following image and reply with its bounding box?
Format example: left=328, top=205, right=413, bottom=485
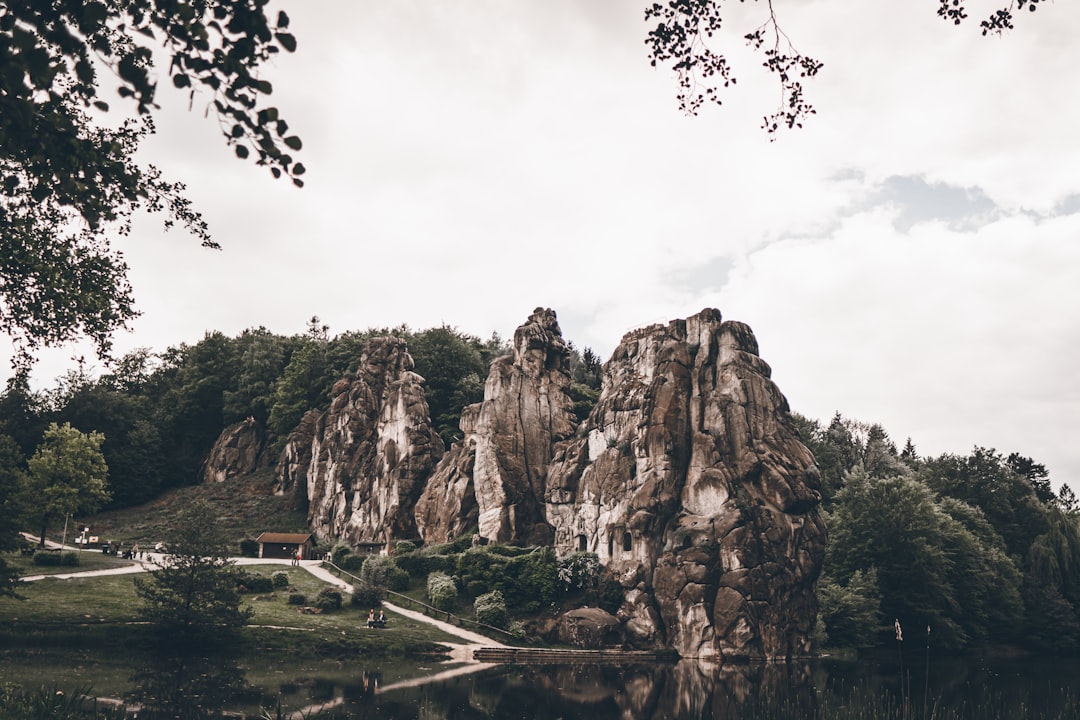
left=474, top=590, right=508, bottom=629
left=394, top=540, right=417, bottom=555
left=329, top=542, right=353, bottom=564
left=315, top=587, right=343, bottom=612
left=341, top=554, right=366, bottom=572
left=396, top=551, right=455, bottom=577
left=271, top=571, right=290, bottom=588
left=350, top=583, right=384, bottom=608
left=596, top=576, right=625, bottom=614
left=32, top=551, right=61, bottom=566
left=288, top=593, right=307, bottom=605
left=360, top=555, right=403, bottom=590
left=239, top=538, right=260, bottom=557
left=235, top=570, right=274, bottom=594
left=504, top=547, right=558, bottom=611
left=558, top=552, right=600, bottom=592
left=60, top=551, right=80, bottom=567
left=427, top=572, right=458, bottom=611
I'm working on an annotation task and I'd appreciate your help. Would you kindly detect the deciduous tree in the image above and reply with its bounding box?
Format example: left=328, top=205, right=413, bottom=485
left=0, top=0, right=302, bottom=370
left=25, top=421, right=109, bottom=548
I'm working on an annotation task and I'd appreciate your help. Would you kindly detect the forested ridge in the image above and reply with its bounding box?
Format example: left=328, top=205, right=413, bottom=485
left=1, top=321, right=1077, bottom=654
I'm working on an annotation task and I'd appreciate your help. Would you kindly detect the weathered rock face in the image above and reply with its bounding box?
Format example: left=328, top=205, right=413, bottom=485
left=545, top=308, right=825, bottom=660
left=297, top=337, right=444, bottom=545
left=280, top=308, right=823, bottom=660
left=467, top=307, right=578, bottom=545
left=552, top=607, right=624, bottom=648
left=414, top=403, right=480, bottom=542
left=274, top=409, right=322, bottom=511
left=202, top=417, right=271, bottom=483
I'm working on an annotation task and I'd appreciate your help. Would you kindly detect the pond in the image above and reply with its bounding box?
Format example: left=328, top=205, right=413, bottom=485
left=0, top=646, right=1077, bottom=719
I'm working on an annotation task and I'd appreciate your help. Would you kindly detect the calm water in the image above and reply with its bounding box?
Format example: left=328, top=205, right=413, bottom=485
left=0, top=646, right=1077, bottom=719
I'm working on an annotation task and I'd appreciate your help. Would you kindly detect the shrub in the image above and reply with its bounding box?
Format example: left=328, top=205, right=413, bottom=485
left=239, top=538, right=260, bottom=557
left=235, top=570, right=274, bottom=594
left=60, top=551, right=80, bottom=567
left=558, top=552, right=601, bottom=593
left=288, top=593, right=306, bottom=606
left=328, top=542, right=353, bottom=566
left=427, top=572, right=458, bottom=611
left=340, top=554, right=366, bottom=572
left=32, top=551, right=61, bottom=566
left=474, top=590, right=508, bottom=629
left=271, top=571, right=290, bottom=588
left=315, top=587, right=343, bottom=612
left=394, top=540, right=417, bottom=555
left=596, top=576, right=625, bottom=614
left=505, top=547, right=558, bottom=611
left=350, top=583, right=384, bottom=608
left=397, top=551, right=455, bottom=577
left=508, top=620, right=526, bottom=639
left=360, top=555, right=401, bottom=589
left=456, top=547, right=505, bottom=594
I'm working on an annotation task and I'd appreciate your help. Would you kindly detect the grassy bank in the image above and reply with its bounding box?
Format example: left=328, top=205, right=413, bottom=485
left=0, top=563, right=460, bottom=657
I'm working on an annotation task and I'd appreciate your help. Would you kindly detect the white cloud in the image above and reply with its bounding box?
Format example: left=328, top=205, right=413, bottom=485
left=4, top=1, right=1079, bottom=492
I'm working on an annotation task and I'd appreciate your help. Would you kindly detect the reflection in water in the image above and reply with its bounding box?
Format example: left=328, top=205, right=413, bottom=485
left=126, top=649, right=249, bottom=719
left=341, top=661, right=817, bottom=720
left=2, top=646, right=1076, bottom=718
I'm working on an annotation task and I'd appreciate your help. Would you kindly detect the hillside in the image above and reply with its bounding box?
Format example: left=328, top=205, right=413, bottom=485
left=80, top=469, right=308, bottom=549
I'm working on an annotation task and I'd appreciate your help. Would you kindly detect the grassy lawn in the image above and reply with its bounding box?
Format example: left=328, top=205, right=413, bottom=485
left=4, top=549, right=138, bottom=578
left=0, top=564, right=462, bottom=656
left=238, top=566, right=463, bottom=649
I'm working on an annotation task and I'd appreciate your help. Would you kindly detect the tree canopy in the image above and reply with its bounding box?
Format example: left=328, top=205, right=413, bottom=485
left=25, top=421, right=109, bottom=547
left=0, top=0, right=302, bottom=370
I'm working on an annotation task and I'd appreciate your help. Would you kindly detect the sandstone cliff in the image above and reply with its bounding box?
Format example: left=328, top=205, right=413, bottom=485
left=286, top=337, right=444, bottom=545
left=544, top=309, right=825, bottom=659
left=279, top=308, right=823, bottom=660
left=202, top=417, right=272, bottom=483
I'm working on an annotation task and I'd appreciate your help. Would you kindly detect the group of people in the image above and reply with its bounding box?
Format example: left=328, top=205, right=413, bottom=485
left=366, top=608, right=387, bottom=629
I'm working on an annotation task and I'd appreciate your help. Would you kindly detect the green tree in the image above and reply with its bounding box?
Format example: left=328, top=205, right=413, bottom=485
left=816, top=568, right=883, bottom=649
left=827, top=467, right=1023, bottom=649
left=52, top=374, right=163, bottom=508
left=0, top=435, right=28, bottom=596
left=408, top=326, right=490, bottom=445
left=1, top=1, right=303, bottom=370
left=133, top=500, right=252, bottom=642
left=920, top=447, right=1048, bottom=556
left=25, top=422, right=109, bottom=548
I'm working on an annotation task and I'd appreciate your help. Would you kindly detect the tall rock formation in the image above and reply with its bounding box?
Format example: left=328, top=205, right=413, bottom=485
left=274, top=409, right=321, bottom=510
left=290, top=337, right=444, bottom=545
left=414, top=403, right=480, bottom=542
left=202, top=417, right=272, bottom=483
left=545, top=309, right=825, bottom=660
left=471, top=307, right=578, bottom=545
left=281, top=308, right=823, bottom=660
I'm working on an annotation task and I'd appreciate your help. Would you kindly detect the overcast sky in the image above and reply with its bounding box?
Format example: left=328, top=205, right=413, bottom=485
left=5, top=2, right=1079, bottom=492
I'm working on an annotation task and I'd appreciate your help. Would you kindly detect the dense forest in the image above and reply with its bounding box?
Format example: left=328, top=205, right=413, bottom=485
left=1, top=321, right=1077, bottom=654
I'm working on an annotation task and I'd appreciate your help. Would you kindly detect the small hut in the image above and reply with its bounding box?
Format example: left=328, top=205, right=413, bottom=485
left=256, top=532, right=314, bottom=560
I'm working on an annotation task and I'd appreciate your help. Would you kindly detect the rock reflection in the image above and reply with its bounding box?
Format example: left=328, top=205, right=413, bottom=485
left=370, top=661, right=816, bottom=720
